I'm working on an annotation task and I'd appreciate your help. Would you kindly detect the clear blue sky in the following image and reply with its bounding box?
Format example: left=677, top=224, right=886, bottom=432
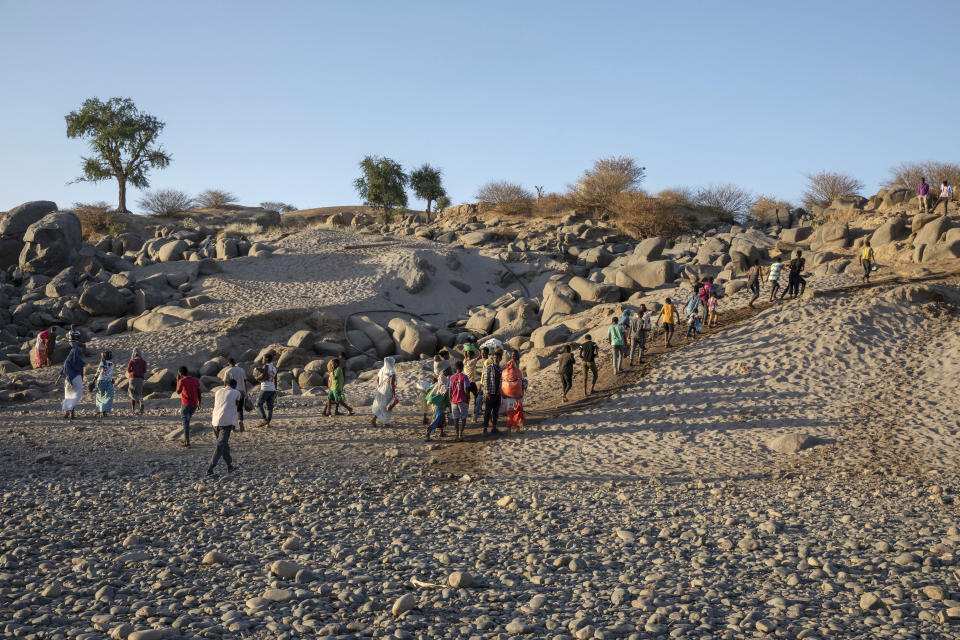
left=1, top=0, right=956, bottom=213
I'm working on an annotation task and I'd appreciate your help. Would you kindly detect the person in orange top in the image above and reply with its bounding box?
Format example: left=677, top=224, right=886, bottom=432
left=657, top=298, right=678, bottom=347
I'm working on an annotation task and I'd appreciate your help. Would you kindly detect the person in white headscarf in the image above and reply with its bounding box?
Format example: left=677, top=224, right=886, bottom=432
left=371, top=357, right=398, bottom=426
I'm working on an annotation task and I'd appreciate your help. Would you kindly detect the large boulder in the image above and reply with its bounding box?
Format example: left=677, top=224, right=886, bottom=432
left=579, top=246, right=614, bottom=268
left=530, top=323, right=571, bottom=349
left=461, top=231, right=493, bottom=246
left=631, top=237, right=665, bottom=263
left=79, top=282, right=129, bottom=317
left=350, top=315, right=395, bottom=357
left=540, top=291, right=578, bottom=325
left=911, top=213, right=940, bottom=234
left=809, top=222, right=849, bottom=251
left=388, top=317, right=437, bottom=359
left=216, top=238, right=239, bottom=259
left=921, top=240, right=960, bottom=263
left=755, top=207, right=794, bottom=228
left=18, top=211, right=82, bottom=275
left=397, top=253, right=432, bottom=293
left=131, top=310, right=185, bottom=332
left=779, top=226, right=812, bottom=244
left=914, top=215, right=951, bottom=247
left=493, top=298, right=540, bottom=340
left=614, top=260, right=676, bottom=292
left=0, top=201, right=58, bottom=269
left=567, top=276, right=619, bottom=303
left=465, top=308, right=497, bottom=334
left=287, top=330, right=317, bottom=349
left=869, top=217, right=909, bottom=246
left=156, top=239, right=188, bottom=263
left=729, top=238, right=765, bottom=263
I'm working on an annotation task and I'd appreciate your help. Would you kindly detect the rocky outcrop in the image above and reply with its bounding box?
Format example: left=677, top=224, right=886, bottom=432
left=0, top=201, right=58, bottom=269
left=18, top=211, right=82, bottom=275
left=809, top=222, right=849, bottom=251
left=869, top=217, right=909, bottom=246
left=79, top=282, right=129, bottom=317
left=388, top=317, right=437, bottom=359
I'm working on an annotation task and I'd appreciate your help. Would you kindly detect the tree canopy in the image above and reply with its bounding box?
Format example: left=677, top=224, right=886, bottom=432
left=354, top=155, right=408, bottom=220
left=65, top=97, right=171, bottom=212
left=409, top=164, right=446, bottom=215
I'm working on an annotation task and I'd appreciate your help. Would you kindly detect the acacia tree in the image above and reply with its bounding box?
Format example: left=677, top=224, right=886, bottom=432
left=65, top=97, right=171, bottom=212
left=408, top=164, right=446, bottom=217
left=802, top=170, right=864, bottom=210
left=569, top=155, right=646, bottom=213
left=354, top=155, right=408, bottom=221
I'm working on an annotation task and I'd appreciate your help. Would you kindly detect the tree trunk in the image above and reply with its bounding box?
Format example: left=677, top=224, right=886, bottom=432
left=425, top=200, right=432, bottom=222
left=117, top=178, right=128, bottom=213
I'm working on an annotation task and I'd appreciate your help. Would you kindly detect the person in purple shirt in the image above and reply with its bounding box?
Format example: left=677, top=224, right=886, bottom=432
left=918, top=177, right=930, bottom=213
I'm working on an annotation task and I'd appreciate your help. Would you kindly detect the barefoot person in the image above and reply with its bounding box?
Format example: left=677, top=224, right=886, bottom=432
left=254, top=353, right=277, bottom=427
left=767, top=258, right=785, bottom=301
left=126, top=348, right=147, bottom=415
left=323, top=358, right=354, bottom=416
left=860, top=240, right=875, bottom=283
left=93, top=351, right=115, bottom=418
left=57, top=344, right=85, bottom=420
left=207, top=378, right=240, bottom=476
left=481, top=351, right=503, bottom=436
left=371, top=357, right=398, bottom=427
left=176, top=366, right=202, bottom=448
left=707, top=290, right=720, bottom=328
left=558, top=344, right=575, bottom=402
left=657, top=298, right=678, bottom=347
left=747, top=260, right=763, bottom=308
left=578, top=335, right=599, bottom=395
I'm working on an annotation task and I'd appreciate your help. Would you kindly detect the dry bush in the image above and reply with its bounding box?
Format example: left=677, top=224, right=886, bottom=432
left=260, top=201, right=297, bottom=212
left=221, top=222, right=264, bottom=236
left=569, top=155, right=645, bottom=213
left=475, top=181, right=533, bottom=216
left=196, top=189, right=238, bottom=209
left=693, top=183, right=754, bottom=222
left=749, top=194, right=793, bottom=220
left=656, top=187, right=694, bottom=206
left=608, top=191, right=689, bottom=239
left=533, top=192, right=576, bottom=217
left=802, top=170, right=864, bottom=210
left=882, top=161, right=960, bottom=195
left=137, top=188, right=194, bottom=216
left=72, top=201, right=119, bottom=239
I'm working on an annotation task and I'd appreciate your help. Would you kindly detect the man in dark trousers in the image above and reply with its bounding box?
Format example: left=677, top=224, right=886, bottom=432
left=175, top=366, right=201, bottom=448
left=482, top=350, right=503, bottom=436
left=578, top=334, right=599, bottom=395
left=208, top=378, right=241, bottom=476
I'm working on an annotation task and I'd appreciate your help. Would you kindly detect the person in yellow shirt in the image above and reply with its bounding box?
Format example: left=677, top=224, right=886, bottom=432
left=656, top=297, right=678, bottom=347
left=860, top=240, right=875, bottom=283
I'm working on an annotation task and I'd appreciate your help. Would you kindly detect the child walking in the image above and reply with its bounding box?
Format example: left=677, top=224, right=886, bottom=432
left=707, top=291, right=719, bottom=328
left=449, top=361, right=470, bottom=441
left=323, top=358, right=354, bottom=416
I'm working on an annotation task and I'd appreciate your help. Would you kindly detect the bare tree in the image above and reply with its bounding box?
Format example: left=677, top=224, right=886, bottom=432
left=475, top=181, right=533, bottom=215
left=534, top=185, right=545, bottom=199
left=196, top=189, right=238, bottom=209
left=882, top=161, right=960, bottom=192
left=802, top=171, right=864, bottom=210
left=137, top=189, right=195, bottom=216
left=693, top=184, right=755, bottom=221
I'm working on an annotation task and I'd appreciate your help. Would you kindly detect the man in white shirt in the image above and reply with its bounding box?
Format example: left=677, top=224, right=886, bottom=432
left=255, top=353, right=278, bottom=428
left=221, top=357, right=248, bottom=428
left=207, top=379, right=241, bottom=476
left=935, top=181, right=954, bottom=215
left=630, top=304, right=652, bottom=365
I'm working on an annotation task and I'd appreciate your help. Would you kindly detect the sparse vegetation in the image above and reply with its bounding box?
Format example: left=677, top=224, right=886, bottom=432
left=608, top=191, right=688, bottom=239
left=354, top=155, right=408, bottom=222
left=748, top=194, right=793, bottom=222
left=655, top=187, right=694, bottom=206
left=533, top=192, right=576, bottom=217
left=72, top=201, right=119, bottom=239
left=65, top=97, right=171, bottom=212
left=434, top=195, right=451, bottom=213
left=569, top=155, right=646, bottom=213
left=475, top=180, right=533, bottom=216
left=221, top=222, right=264, bottom=236
left=260, top=201, right=298, bottom=212
left=692, top=184, right=754, bottom=222
left=882, top=161, right=960, bottom=196
left=137, top=188, right=195, bottom=216
left=196, top=189, right=238, bottom=209
left=802, top=170, right=864, bottom=211
left=409, top=164, right=447, bottom=216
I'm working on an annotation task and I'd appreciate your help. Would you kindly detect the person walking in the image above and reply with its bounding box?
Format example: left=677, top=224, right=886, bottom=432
left=93, top=351, right=115, bottom=418
left=918, top=177, right=931, bottom=213
left=221, top=358, right=247, bottom=429
left=747, top=261, right=763, bottom=308
left=473, top=346, right=489, bottom=423
left=767, top=258, right=785, bottom=301
left=578, top=335, right=599, bottom=395
left=449, top=360, right=470, bottom=441
left=126, top=348, right=147, bottom=415
left=481, top=351, right=503, bottom=436
left=323, top=358, right=354, bottom=417
left=781, top=251, right=806, bottom=300
left=254, top=353, right=277, bottom=428
left=707, top=291, right=720, bottom=328
left=558, top=344, right=575, bottom=402
left=426, top=366, right=449, bottom=440
left=698, top=279, right=714, bottom=327
left=57, top=344, right=85, bottom=420
left=607, top=316, right=625, bottom=375
left=860, top=240, right=875, bottom=283
left=500, top=356, right=526, bottom=431
left=371, top=357, right=398, bottom=427
left=935, top=180, right=953, bottom=214
left=176, top=366, right=202, bottom=448
left=463, top=345, right=482, bottom=423
left=657, top=298, right=678, bottom=347
left=630, top=304, right=650, bottom=365
left=207, top=378, right=240, bottom=476
left=31, top=327, right=56, bottom=368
